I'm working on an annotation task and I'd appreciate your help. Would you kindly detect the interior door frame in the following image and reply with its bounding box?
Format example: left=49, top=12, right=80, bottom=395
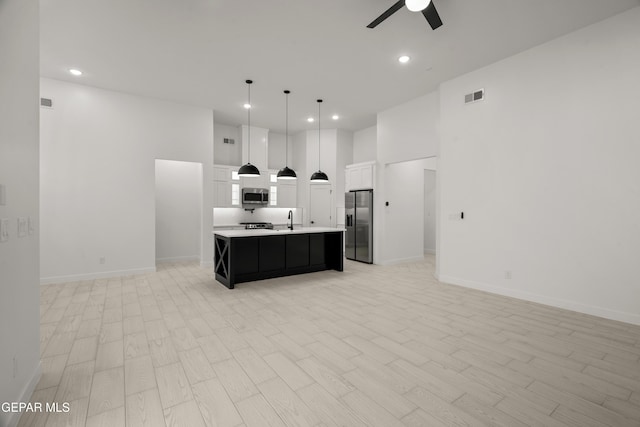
left=308, top=183, right=333, bottom=227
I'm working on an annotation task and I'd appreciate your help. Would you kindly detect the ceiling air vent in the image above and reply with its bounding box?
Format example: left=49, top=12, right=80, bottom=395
left=464, top=89, right=484, bottom=104
left=40, top=98, right=53, bottom=108
left=223, top=138, right=235, bottom=144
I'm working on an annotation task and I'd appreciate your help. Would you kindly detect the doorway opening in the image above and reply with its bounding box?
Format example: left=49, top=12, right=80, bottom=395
left=155, top=159, right=203, bottom=265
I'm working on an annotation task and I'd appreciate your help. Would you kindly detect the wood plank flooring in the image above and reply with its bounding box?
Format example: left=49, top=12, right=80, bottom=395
left=21, top=255, right=640, bottom=426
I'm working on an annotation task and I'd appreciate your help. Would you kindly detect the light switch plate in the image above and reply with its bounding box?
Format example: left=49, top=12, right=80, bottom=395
left=28, top=216, right=34, bottom=235
left=0, top=218, right=9, bottom=242
left=18, top=217, right=28, bottom=237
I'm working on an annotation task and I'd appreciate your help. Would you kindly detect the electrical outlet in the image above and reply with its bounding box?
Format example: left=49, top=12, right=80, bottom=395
left=505, top=270, right=512, bottom=279
left=99, top=257, right=106, bottom=264
left=0, top=218, right=9, bottom=242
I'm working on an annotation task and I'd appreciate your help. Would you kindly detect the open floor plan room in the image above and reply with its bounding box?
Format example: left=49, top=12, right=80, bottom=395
left=27, top=257, right=640, bottom=427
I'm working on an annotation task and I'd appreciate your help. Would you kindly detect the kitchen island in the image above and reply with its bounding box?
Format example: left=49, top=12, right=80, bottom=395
left=213, top=227, right=344, bottom=289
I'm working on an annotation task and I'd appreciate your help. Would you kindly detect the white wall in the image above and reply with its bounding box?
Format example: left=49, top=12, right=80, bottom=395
left=353, top=125, right=376, bottom=163
left=438, top=7, right=640, bottom=324
left=155, top=160, right=202, bottom=262
left=268, top=131, right=291, bottom=170
left=335, top=129, right=354, bottom=209
left=374, top=91, right=439, bottom=265
left=40, top=78, right=214, bottom=283
left=0, top=0, right=41, bottom=425
left=241, top=125, right=268, bottom=172
left=292, top=131, right=308, bottom=224
left=377, top=91, right=439, bottom=164
left=424, top=169, right=436, bottom=254
left=213, top=123, right=241, bottom=166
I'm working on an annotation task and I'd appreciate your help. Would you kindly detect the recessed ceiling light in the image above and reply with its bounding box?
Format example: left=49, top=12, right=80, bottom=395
left=398, top=55, right=411, bottom=64
left=307, top=117, right=315, bottom=123
left=243, top=103, right=251, bottom=109
left=69, top=69, right=83, bottom=76
left=332, top=115, right=339, bottom=120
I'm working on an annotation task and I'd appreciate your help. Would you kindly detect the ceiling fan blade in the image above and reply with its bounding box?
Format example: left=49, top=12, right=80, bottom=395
left=422, top=1, right=443, bottom=30
left=367, top=0, right=405, bottom=29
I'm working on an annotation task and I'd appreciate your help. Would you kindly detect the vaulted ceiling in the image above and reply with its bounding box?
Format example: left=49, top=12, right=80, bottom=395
left=40, top=0, right=639, bottom=133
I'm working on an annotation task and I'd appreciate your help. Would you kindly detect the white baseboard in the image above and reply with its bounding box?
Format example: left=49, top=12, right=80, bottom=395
left=378, top=255, right=425, bottom=266
left=438, top=274, right=640, bottom=326
left=423, top=248, right=436, bottom=255
left=40, top=267, right=157, bottom=285
left=155, top=256, right=200, bottom=263
left=3, top=361, right=41, bottom=427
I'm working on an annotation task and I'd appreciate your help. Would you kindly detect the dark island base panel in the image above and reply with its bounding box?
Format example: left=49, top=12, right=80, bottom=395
left=214, top=232, right=344, bottom=289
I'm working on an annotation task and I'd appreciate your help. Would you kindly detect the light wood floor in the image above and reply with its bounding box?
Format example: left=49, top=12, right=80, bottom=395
left=23, top=255, right=640, bottom=426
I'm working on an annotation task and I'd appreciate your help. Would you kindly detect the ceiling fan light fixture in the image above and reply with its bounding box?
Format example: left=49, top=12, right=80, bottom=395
left=405, top=0, right=431, bottom=12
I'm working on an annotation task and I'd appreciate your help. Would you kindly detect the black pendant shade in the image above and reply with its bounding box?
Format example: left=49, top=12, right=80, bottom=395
left=277, top=166, right=297, bottom=180
left=310, top=170, right=329, bottom=182
left=238, top=163, right=260, bottom=177
left=238, top=79, right=260, bottom=177
left=277, top=90, right=297, bottom=180
left=310, top=99, right=329, bottom=182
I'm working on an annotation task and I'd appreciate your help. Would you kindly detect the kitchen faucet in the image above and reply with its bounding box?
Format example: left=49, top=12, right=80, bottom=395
left=287, top=210, right=293, bottom=230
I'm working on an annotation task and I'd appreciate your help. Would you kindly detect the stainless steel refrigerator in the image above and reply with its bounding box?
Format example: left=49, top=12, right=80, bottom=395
left=345, top=189, right=373, bottom=263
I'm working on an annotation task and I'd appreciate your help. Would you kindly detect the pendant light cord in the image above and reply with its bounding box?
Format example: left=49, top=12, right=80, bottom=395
left=285, top=90, right=289, bottom=166
left=317, top=99, right=322, bottom=171
left=247, top=81, right=251, bottom=163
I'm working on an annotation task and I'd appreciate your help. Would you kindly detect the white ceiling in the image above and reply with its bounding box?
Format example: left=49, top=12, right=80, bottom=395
left=40, top=0, right=639, bottom=134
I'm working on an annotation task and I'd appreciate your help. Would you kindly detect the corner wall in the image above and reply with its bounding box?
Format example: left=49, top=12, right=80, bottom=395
left=375, top=92, right=439, bottom=264
left=438, top=7, right=640, bottom=324
left=40, top=79, right=214, bottom=282
left=0, top=0, right=41, bottom=425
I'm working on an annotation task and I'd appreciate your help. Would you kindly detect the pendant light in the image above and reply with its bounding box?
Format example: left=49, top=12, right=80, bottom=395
left=238, top=79, right=260, bottom=177
left=310, top=99, right=329, bottom=182
left=277, top=90, right=297, bottom=180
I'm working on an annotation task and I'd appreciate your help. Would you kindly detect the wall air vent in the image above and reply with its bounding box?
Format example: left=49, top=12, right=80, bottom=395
left=464, top=89, right=484, bottom=104
left=223, top=138, right=235, bottom=144
left=40, top=98, right=53, bottom=108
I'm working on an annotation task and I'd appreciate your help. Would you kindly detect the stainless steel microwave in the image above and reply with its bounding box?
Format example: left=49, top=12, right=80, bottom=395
left=242, top=188, right=269, bottom=206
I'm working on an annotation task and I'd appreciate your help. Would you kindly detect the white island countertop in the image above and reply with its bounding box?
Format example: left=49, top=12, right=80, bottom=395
left=213, top=227, right=344, bottom=238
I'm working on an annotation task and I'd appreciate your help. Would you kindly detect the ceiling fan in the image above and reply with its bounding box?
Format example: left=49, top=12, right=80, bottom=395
left=367, top=0, right=443, bottom=30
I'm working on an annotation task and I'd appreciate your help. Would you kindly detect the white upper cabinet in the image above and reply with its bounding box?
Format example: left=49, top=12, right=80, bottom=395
left=345, top=161, right=375, bottom=191
left=213, top=164, right=241, bottom=207
left=267, top=170, right=297, bottom=208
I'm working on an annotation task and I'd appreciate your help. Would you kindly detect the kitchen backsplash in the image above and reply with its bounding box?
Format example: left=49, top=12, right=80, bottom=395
left=213, top=207, right=302, bottom=226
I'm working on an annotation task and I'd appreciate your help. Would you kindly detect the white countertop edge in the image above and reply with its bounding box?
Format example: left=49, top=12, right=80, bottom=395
left=213, top=227, right=345, bottom=238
